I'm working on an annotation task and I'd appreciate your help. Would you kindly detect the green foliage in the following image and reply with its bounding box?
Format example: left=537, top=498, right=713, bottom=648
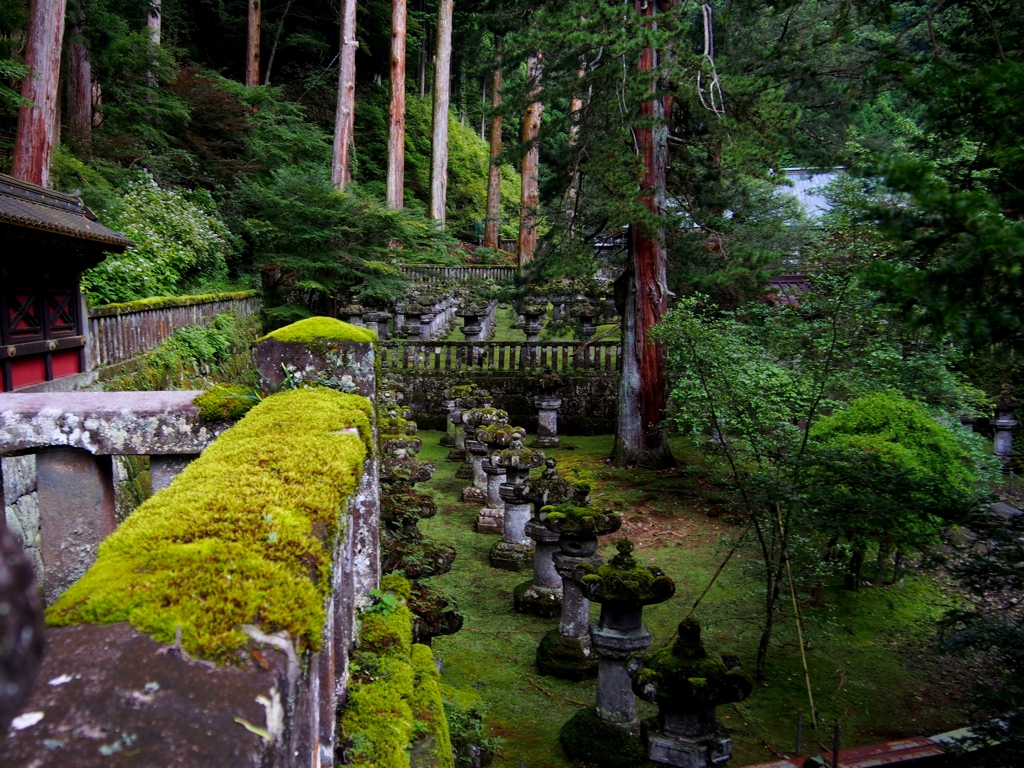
left=47, top=388, right=373, bottom=662
left=104, top=312, right=260, bottom=392
left=82, top=175, right=237, bottom=304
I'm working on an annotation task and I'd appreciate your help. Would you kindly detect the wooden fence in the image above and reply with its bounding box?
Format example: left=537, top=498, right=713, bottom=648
left=399, top=265, right=519, bottom=283
left=87, top=292, right=262, bottom=369
left=378, top=341, right=621, bottom=373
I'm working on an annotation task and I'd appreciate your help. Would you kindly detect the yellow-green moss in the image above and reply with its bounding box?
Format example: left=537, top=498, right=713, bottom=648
left=89, top=290, right=258, bottom=317
left=261, top=316, right=376, bottom=344
left=342, top=575, right=453, bottom=768
left=46, top=388, right=373, bottom=663
left=193, top=384, right=258, bottom=422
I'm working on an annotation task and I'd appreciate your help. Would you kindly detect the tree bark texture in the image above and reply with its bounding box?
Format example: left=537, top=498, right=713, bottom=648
left=613, top=0, right=673, bottom=467
left=246, top=0, right=261, bottom=86
left=12, top=0, right=67, bottom=187
left=429, top=0, right=453, bottom=224
left=517, top=52, right=542, bottom=271
left=484, top=37, right=503, bottom=249
left=146, top=0, right=160, bottom=89
left=67, top=30, right=91, bottom=157
left=386, top=0, right=407, bottom=209
left=331, top=0, right=358, bottom=190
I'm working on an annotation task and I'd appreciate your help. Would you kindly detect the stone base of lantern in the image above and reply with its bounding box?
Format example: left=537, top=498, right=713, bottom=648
left=489, top=540, right=534, bottom=571
left=530, top=435, right=561, bottom=449
left=476, top=507, right=504, bottom=534
left=642, top=719, right=733, bottom=768
left=536, top=628, right=599, bottom=681
left=462, top=485, right=487, bottom=503
left=455, top=462, right=475, bottom=479
left=513, top=580, right=562, bottom=618
left=445, top=447, right=467, bottom=462
left=560, top=708, right=648, bottom=768
left=440, top=434, right=456, bottom=448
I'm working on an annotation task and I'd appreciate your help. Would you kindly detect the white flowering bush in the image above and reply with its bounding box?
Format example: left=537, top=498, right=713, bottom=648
left=82, top=176, right=234, bottom=304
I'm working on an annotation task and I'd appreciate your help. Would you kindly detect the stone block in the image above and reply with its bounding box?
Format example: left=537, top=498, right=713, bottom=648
left=150, top=454, right=198, bottom=493
left=36, top=448, right=117, bottom=605
left=476, top=507, right=504, bottom=534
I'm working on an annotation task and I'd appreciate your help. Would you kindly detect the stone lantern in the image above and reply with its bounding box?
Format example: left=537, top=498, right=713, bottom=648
left=575, top=300, right=599, bottom=340
left=522, top=303, right=546, bottom=343
left=536, top=505, right=621, bottom=680
left=457, top=303, right=488, bottom=343
left=460, top=406, right=507, bottom=498
left=475, top=421, right=527, bottom=534
left=402, top=302, right=427, bottom=340
left=393, top=299, right=406, bottom=336
left=489, top=438, right=546, bottom=571
left=629, top=617, right=752, bottom=767
left=574, top=540, right=676, bottom=729
left=532, top=368, right=564, bottom=448
left=994, top=387, right=1019, bottom=470
left=341, top=303, right=364, bottom=326
left=443, top=383, right=485, bottom=459
left=362, top=310, right=391, bottom=340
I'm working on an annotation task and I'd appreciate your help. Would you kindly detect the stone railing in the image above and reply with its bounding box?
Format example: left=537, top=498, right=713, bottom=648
left=87, top=291, right=262, bottom=369
left=378, top=340, right=621, bottom=373
left=399, top=265, right=518, bottom=283
left=1, top=381, right=381, bottom=766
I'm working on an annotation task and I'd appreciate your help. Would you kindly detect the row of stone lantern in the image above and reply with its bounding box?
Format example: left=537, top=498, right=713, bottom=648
left=437, top=391, right=752, bottom=767
left=377, top=391, right=463, bottom=645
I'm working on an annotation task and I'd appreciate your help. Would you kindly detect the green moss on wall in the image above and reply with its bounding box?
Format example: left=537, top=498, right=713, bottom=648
left=261, top=316, right=376, bottom=344
left=89, top=291, right=259, bottom=317
left=46, top=388, right=373, bottom=663
left=193, top=383, right=258, bottom=421
left=341, top=576, right=454, bottom=768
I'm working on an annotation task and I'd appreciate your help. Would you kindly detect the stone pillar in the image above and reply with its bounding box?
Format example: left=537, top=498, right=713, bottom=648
left=551, top=295, right=567, bottom=323
left=476, top=458, right=506, bottom=534
left=489, top=444, right=545, bottom=571
left=461, top=438, right=489, bottom=504
left=994, top=402, right=1017, bottom=469
left=514, top=516, right=562, bottom=616
left=523, top=306, right=544, bottom=343
left=533, top=396, right=562, bottom=448
left=36, top=448, right=117, bottom=605
left=440, top=397, right=458, bottom=448
left=592, top=622, right=652, bottom=728
left=403, top=305, right=425, bottom=340
left=149, top=454, right=198, bottom=493
left=419, top=312, right=435, bottom=341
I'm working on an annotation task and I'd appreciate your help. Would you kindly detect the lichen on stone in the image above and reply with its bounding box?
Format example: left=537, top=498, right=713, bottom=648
left=260, top=316, right=376, bottom=344
left=543, top=505, right=621, bottom=536
left=575, top=540, right=676, bottom=606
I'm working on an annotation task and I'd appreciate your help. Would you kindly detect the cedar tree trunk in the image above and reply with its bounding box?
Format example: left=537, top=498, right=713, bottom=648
left=331, top=0, right=358, bottom=190
left=484, top=36, right=503, bottom=249
left=263, top=0, right=292, bottom=85
left=246, top=0, right=260, bottom=86
left=67, top=29, right=91, bottom=157
left=517, top=51, right=542, bottom=271
left=12, top=0, right=67, bottom=187
left=386, top=0, right=407, bottom=209
left=428, top=0, right=454, bottom=224
left=612, top=0, right=673, bottom=468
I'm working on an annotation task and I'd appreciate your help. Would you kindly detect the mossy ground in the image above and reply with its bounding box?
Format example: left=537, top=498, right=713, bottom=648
left=444, top=307, right=620, bottom=343
left=414, top=431, right=974, bottom=766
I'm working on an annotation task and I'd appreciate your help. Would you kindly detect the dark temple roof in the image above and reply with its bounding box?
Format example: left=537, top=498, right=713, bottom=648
left=0, top=172, right=132, bottom=250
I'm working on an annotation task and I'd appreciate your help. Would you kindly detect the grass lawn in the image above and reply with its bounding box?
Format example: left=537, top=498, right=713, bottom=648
left=414, top=431, right=974, bottom=767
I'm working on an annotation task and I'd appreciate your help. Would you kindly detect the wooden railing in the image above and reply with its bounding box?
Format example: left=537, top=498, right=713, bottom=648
left=87, top=292, right=262, bottom=369
left=378, top=341, right=620, bottom=373
left=399, top=265, right=518, bottom=283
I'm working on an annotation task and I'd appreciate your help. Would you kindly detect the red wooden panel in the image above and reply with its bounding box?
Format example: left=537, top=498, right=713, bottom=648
left=51, top=349, right=80, bottom=378
left=11, top=355, right=46, bottom=388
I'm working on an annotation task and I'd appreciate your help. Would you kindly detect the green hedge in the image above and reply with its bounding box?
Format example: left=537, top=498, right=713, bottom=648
left=47, top=388, right=373, bottom=663
left=89, top=290, right=259, bottom=317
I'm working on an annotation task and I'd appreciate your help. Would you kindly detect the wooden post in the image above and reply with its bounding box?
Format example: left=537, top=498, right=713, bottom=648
left=331, top=0, right=358, bottom=190
left=517, top=51, right=543, bottom=271
left=429, top=0, right=454, bottom=225
left=67, top=27, right=92, bottom=157
left=12, top=0, right=68, bottom=187
left=386, top=0, right=407, bottom=209
left=484, top=36, right=503, bottom=249
left=246, top=0, right=261, bottom=86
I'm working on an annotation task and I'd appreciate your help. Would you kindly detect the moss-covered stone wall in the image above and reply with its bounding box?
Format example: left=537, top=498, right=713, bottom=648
left=381, top=371, right=618, bottom=435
